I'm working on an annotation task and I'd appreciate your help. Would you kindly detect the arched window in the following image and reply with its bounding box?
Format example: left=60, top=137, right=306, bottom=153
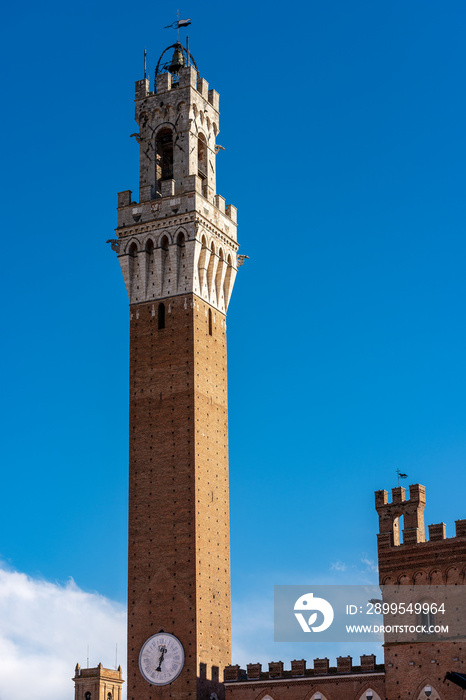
left=392, top=513, right=404, bottom=545
left=156, top=128, right=173, bottom=186
left=198, top=133, right=208, bottom=196
left=85, top=693, right=91, bottom=700
left=198, top=134, right=207, bottom=178
left=208, top=308, right=212, bottom=336
left=107, top=693, right=112, bottom=700
left=158, top=302, right=165, bottom=330
left=129, top=242, right=138, bottom=257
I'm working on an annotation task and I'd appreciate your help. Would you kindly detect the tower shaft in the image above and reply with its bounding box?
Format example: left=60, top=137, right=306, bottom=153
left=128, top=295, right=230, bottom=699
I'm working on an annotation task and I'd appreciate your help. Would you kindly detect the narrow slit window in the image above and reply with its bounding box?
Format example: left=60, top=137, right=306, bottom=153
left=208, top=308, right=212, bottom=336
left=158, top=303, right=166, bottom=330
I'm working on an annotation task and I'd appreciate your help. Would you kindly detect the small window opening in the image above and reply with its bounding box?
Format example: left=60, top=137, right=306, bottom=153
left=156, top=128, right=174, bottom=188
left=393, top=514, right=404, bottom=545
left=158, top=303, right=166, bottom=330
left=208, top=308, right=212, bottom=336
left=198, top=134, right=207, bottom=179
left=85, top=694, right=91, bottom=700
left=198, top=133, right=208, bottom=196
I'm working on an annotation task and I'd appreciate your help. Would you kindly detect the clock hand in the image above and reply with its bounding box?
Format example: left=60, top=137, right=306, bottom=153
left=156, top=645, right=167, bottom=672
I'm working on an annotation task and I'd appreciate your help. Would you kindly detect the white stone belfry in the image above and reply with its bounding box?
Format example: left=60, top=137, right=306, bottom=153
left=115, top=63, right=239, bottom=314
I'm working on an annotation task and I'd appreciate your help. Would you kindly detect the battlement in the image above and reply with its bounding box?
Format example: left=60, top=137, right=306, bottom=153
left=134, top=66, right=220, bottom=112
left=375, top=483, right=466, bottom=551
left=375, top=483, right=426, bottom=548
left=73, top=662, right=123, bottom=681
left=224, top=655, right=383, bottom=682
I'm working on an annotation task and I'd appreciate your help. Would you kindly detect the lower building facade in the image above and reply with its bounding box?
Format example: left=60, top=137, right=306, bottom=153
left=224, top=484, right=466, bottom=700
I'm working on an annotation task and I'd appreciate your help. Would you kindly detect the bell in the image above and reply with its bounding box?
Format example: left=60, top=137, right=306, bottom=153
left=169, top=44, right=185, bottom=74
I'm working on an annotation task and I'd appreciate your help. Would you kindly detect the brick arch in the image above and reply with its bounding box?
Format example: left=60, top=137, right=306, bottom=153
left=414, top=678, right=442, bottom=700
left=446, top=565, right=460, bottom=583
left=381, top=575, right=396, bottom=585
left=353, top=685, right=383, bottom=700
left=397, top=573, right=412, bottom=585
left=414, top=570, right=429, bottom=584
left=429, top=568, right=444, bottom=584
left=255, top=689, right=280, bottom=700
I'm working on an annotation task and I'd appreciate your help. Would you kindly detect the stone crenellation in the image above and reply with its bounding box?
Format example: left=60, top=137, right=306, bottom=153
left=224, top=656, right=381, bottom=682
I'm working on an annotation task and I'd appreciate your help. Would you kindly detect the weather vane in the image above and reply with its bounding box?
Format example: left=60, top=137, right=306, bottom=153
left=396, top=468, right=408, bottom=486
left=165, top=10, right=191, bottom=43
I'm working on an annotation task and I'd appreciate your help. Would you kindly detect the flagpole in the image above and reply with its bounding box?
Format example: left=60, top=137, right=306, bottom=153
left=176, top=9, right=180, bottom=43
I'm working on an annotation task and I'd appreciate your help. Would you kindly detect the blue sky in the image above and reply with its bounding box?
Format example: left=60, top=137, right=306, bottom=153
left=1, top=0, right=466, bottom=696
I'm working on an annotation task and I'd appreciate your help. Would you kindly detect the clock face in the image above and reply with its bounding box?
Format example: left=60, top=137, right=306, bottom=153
left=139, top=632, right=185, bottom=686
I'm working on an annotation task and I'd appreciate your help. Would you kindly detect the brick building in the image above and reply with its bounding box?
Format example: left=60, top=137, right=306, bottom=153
left=224, top=485, right=466, bottom=699
left=73, top=37, right=466, bottom=700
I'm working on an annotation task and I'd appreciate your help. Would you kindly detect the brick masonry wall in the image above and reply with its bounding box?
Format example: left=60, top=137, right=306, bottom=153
left=225, top=675, right=386, bottom=700
left=127, top=293, right=230, bottom=700
left=379, top=537, right=466, bottom=700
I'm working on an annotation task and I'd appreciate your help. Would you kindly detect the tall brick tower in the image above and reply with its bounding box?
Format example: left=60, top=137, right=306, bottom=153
left=112, top=41, right=239, bottom=700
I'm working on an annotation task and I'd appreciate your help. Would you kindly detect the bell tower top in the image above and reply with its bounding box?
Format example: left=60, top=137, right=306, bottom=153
left=114, top=37, right=239, bottom=314
left=129, top=40, right=227, bottom=208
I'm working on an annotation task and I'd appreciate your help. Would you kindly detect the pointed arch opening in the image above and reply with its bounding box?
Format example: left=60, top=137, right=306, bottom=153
left=207, top=242, right=216, bottom=299
left=176, top=232, right=186, bottom=288
left=156, top=128, right=174, bottom=189
left=215, top=247, right=224, bottom=305
left=198, top=133, right=208, bottom=196
left=223, top=253, right=233, bottom=309
left=393, top=513, right=404, bottom=545
left=198, top=235, right=208, bottom=294
left=415, top=683, right=441, bottom=700
left=145, top=238, right=155, bottom=291
left=357, top=689, right=383, bottom=700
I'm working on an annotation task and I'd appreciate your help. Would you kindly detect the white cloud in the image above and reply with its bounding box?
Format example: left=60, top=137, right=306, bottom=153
left=361, top=557, right=378, bottom=573
left=330, top=561, right=347, bottom=572
left=0, top=564, right=126, bottom=700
